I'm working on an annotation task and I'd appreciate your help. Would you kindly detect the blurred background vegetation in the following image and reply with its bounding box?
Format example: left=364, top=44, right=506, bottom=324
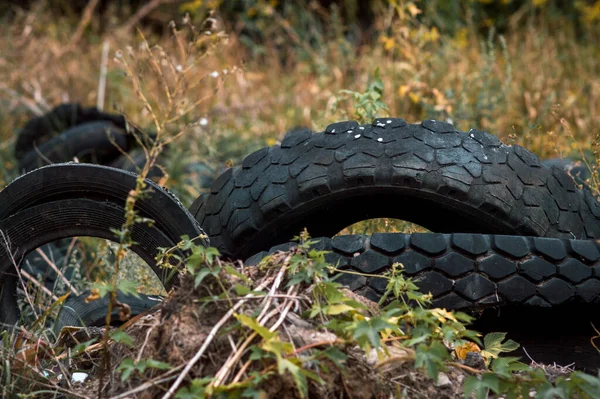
left=0, top=0, right=599, bottom=213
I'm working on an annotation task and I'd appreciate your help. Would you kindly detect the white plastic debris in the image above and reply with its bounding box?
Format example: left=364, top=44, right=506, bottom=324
left=72, top=372, right=89, bottom=383
left=199, top=117, right=208, bottom=126
left=377, top=138, right=383, bottom=142
left=354, top=134, right=361, bottom=139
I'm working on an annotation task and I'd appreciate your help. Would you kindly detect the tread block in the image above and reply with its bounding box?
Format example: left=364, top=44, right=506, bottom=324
left=547, top=175, right=578, bottom=212
left=242, top=147, right=269, bottom=169
left=422, top=119, right=455, bottom=133
left=525, top=296, right=552, bottom=307
left=551, top=166, right=578, bottom=192
left=269, top=242, right=298, bottom=253
left=538, top=278, right=575, bottom=305
left=455, top=274, right=495, bottom=301
left=533, top=237, right=567, bottom=262
left=351, top=250, right=390, bottom=273
left=393, top=250, right=431, bottom=275
left=569, top=240, right=600, bottom=262
left=281, top=128, right=312, bottom=148
left=326, top=120, right=358, bottom=134
left=410, top=233, right=447, bottom=255
left=245, top=251, right=268, bottom=266
left=414, top=271, right=453, bottom=296
left=432, top=293, right=472, bottom=309
left=452, top=233, right=490, bottom=256
left=513, top=145, right=542, bottom=167
left=493, top=236, right=530, bottom=258
left=468, top=129, right=502, bottom=147
left=372, top=118, right=407, bottom=129
left=368, top=277, right=388, bottom=293
left=335, top=272, right=367, bottom=291
left=576, top=279, right=600, bottom=302
left=436, top=147, right=472, bottom=165
left=422, top=132, right=462, bottom=149
left=332, top=235, right=365, bottom=255
left=462, top=162, right=482, bottom=178
left=521, top=256, right=556, bottom=282
left=434, top=252, right=474, bottom=277
left=324, top=252, right=349, bottom=268
left=557, top=258, right=592, bottom=283
left=498, top=276, right=536, bottom=302
left=479, top=254, right=517, bottom=279
left=370, top=233, right=406, bottom=255
left=209, top=167, right=234, bottom=194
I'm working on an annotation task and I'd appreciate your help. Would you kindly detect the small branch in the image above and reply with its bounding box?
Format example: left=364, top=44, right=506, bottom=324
left=34, top=248, right=80, bottom=296
left=69, top=0, right=100, bottom=49
left=97, top=40, right=110, bottom=111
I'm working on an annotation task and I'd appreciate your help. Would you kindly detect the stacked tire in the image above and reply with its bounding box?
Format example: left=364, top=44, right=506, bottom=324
left=0, top=163, right=207, bottom=329
left=189, top=116, right=600, bottom=369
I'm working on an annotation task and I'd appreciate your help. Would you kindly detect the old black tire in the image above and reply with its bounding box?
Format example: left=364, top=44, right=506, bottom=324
left=55, top=290, right=164, bottom=333
left=192, top=118, right=600, bottom=259
left=18, top=121, right=129, bottom=172
left=0, top=163, right=206, bottom=248
left=246, top=233, right=600, bottom=309
left=0, top=198, right=182, bottom=327
left=15, top=103, right=127, bottom=159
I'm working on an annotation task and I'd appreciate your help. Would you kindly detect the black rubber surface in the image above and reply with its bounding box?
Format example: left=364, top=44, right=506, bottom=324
left=15, top=103, right=127, bottom=159
left=19, top=121, right=129, bottom=172
left=55, top=290, right=164, bottom=333
left=192, top=118, right=600, bottom=259
left=0, top=163, right=208, bottom=250
left=246, top=233, right=600, bottom=309
left=110, top=147, right=165, bottom=179
left=0, top=198, right=179, bottom=327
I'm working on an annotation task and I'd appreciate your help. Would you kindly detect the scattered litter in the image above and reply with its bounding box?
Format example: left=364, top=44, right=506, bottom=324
left=72, top=372, right=89, bottom=383
left=377, top=138, right=383, bottom=142
left=354, top=134, right=361, bottom=139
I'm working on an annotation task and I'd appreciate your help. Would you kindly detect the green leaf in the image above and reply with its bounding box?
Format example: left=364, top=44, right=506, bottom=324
left=117, top=358, right=136, bottom=382
left=236, top=313, right=275, bottom=340
left=278, top=358, right=308, bottom=399
left=117, top=279, right=140, bottom=298
left=415, top=341, right=448, bottom=379
left=325, top=303, right=355, bottom=316
left=535, top=382, right=569, bottom=399
left=145, top=359, right=171, bottom=370
left=482, top=332, right=519, bottom=358
left=110, top=330, right=134, bottom=347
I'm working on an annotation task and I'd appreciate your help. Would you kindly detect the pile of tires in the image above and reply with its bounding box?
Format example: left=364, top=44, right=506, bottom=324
left=0, top=163, right=207, bottom=330
left=189, top=117, right=600, bottom=369
left=3, top=111, right=600, bottom=368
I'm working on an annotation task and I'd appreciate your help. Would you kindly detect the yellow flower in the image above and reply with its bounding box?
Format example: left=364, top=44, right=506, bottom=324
left=455, top=342, right=481, bottom=360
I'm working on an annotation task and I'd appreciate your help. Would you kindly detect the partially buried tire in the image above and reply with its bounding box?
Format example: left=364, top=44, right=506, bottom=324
left=55, top=290, right=164, bottom=333
left=192, top=118, right=600, bottom=259
left=246, top=233, right=600, bottom=309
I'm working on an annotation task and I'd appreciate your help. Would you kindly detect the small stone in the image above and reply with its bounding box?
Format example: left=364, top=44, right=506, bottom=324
left=464, top=351, right=486, bottom=369
left=354, top=134, right=361, bottom=139
left=436, top=372, right=451, bottom=387
left=377, top=138, right=383, bottom=142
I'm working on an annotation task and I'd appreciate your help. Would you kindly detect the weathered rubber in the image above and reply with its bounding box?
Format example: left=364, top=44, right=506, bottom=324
left=19, top=121, right=129, bottom=172
left=246, top=233, right=600, bottom=309
left=192, top=118, right=600, bottom=259
left=55, top=290, right=164, bottom=333
left=0, top=198, right=179, bottom=327
left=15, top=103, right=127, bottom=159
left=0, top=163, right=208, bottom=250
